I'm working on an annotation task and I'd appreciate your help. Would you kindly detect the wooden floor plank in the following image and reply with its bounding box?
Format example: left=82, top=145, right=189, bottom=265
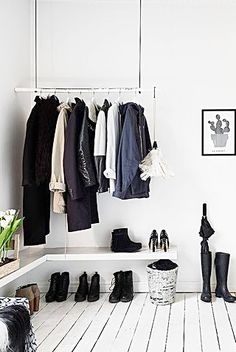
left=33, top=293, right=236, bottom=352
left=184, top=293, right=202, bottom=352
left=110, top=293, right=146, bottom=352
left=54, top=294, right=108, bottom=352
left=198, top=293, right=220, bottom=352
left=33, top=294, right=73, bottom=330
left=36, top=295, right=76, bottom=345
left=92, top=300, right=131, bottom=352
left=128, top=294, right=156, bottom=352
left=165, top=293, right=185, bottom=352
left=146, top=302, right=170, bottom=352
left=211, top=296, right=236, bottom=351
left=73, top=298, right=116, bottom=352
left=225, top=294, right=236, bottom=344
left=38, top=300, right=90, bottom=352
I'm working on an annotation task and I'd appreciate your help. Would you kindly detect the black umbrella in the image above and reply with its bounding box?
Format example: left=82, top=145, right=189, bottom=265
left=199, top=203, right=215, bottom=253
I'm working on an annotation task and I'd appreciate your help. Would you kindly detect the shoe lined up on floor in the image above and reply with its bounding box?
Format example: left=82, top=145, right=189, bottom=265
left=111, top=228, right=142, bottom=252
left=15, top=283, right=40, bottom=315
left=45, top=272, right=70, bottom=303
left=75, top=272, right=100, bottom=302
left=109, top=270, right=134, bottom=303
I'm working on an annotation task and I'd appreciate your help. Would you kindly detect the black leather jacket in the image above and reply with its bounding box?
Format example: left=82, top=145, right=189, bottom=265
left=78, top=105, right=98, bottom=188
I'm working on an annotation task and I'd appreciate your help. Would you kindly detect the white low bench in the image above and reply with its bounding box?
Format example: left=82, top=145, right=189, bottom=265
left=0, top=246, right=178, bottom=288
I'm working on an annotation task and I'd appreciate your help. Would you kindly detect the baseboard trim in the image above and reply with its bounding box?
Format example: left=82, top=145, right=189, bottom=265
left=38, top=281, right=215, bottom=293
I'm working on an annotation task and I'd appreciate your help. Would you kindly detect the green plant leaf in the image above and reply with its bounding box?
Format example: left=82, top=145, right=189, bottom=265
left=0, top=214, right=23, bottom=251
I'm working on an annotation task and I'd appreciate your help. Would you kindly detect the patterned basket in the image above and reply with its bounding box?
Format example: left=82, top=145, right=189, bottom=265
left=146, top=264, right=178, bottom=305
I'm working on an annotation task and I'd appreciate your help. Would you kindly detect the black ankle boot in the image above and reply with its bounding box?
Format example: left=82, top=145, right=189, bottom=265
left=45, top=272, right=60, bottom=303
left=109, top=271, right=123, bottom=303
left=120, top=271, right=134, bottom=302
left=56, top=272, right=70, bottom=302
left=88, top=272, right=100, bottom=302
left=200, top=252, right=212, bottom=303
left=215, top=252, right=236, bottom=303
left=111, top=228, right=142, bottom=253
left=75, top=272, right=88, bottom=302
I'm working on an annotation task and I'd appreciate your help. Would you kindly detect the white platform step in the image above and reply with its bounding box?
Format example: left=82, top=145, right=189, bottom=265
left=0, top=246, right=177, bottom=288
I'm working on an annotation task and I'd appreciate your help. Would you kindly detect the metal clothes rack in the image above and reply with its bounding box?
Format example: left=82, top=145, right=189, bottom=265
left=14, top=0, right=157, bottom=98
left=14, top=86, right=156, bottom=97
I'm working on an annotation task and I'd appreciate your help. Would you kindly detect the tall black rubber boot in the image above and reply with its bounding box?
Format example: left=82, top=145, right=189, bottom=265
left=215, top=252, right=236, bottom=303
left=111, top=228, right=142, bottom=253
left=200, top=252, right=212, bottom=302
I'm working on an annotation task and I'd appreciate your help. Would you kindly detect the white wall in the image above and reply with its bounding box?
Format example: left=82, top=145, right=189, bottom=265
left=2, top=0, right=236, bottom=294
left=0, top=0, right=32, bottom=212
left=35, top=0, right=236, bottom=291
left=0, top=0, right=33, bottom=295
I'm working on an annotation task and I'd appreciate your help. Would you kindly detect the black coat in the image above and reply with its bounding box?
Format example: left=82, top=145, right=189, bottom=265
left=64, top=99, right=99, bottom=232
left=114, top=103, right=151, bottom=199
left=22, top=96, right=59, bottom=245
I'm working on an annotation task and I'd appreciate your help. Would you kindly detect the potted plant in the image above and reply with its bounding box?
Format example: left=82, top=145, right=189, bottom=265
left=208, top=114, right=230, bottom=148
left=0, top=209, right=23, bottom=278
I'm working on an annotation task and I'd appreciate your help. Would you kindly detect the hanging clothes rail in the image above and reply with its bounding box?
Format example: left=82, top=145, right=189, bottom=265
left=14, top=87, right=156, bottom=94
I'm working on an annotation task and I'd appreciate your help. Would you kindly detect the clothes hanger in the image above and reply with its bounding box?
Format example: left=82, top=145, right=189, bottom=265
left=66, top=89, right=71, bottom=105
left=133, top=89, right=139, bottom=104
left=117, top=88, right=122, bottom=104
left=89, top=90, right=98, bottom=123
left=91, top=90, right=96, bottom=105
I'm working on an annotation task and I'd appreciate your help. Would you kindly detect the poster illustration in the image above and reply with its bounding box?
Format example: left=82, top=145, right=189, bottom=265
left=202, top=109, right=236, bottom=156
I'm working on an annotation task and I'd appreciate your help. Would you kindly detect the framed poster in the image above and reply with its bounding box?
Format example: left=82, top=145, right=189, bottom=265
left=202, top=109, right=236, bottom=156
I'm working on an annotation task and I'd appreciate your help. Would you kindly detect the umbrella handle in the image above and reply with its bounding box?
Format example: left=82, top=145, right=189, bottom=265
left=203, top=203, right=207, bottom=217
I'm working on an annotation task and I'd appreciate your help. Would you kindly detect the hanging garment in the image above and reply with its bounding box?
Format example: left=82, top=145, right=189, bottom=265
left=49, top=102, right=72, bottom=213
left=78, top=104, right=98, bottom=187
left=88, top=100, right=99, bottom=123
left=22, top=96, right=41, bottom=187
left=23, top=183, right=50, bottom=245
left=35, top=95, right=60, bottom=184
left=113, top=103, right=151, bottom=200
left=22, top=96, right=59, bottom=245
left=94, top=99, right=110, bottom=193
left=103, top=101, right=121, bottom=193
left=64, top=99, right=99, bottom=232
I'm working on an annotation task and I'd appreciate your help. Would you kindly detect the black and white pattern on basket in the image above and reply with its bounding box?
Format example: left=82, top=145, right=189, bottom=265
left=0, top=297, right=37, bottom=351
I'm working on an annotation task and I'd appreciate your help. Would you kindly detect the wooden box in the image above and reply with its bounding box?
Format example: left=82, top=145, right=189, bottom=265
left=0, top=235, right=20, bottom=279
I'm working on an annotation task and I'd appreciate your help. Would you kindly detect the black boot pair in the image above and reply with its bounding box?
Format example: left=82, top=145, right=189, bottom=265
left=109, top=271, right=134, bottom=303
left=75, top=272, right=100, bottom=302
left=45, top=272, right=70, bottom=303
left=201, top=252, right=236, bottom=303
left=111, top=228, right=142, bottom=253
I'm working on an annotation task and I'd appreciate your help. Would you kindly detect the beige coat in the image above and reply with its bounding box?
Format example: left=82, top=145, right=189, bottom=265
left=49, top=103, right=72, bottom=213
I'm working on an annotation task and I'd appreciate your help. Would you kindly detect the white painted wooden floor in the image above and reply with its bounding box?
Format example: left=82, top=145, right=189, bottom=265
left=32, top=293, right=236, bottom=352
